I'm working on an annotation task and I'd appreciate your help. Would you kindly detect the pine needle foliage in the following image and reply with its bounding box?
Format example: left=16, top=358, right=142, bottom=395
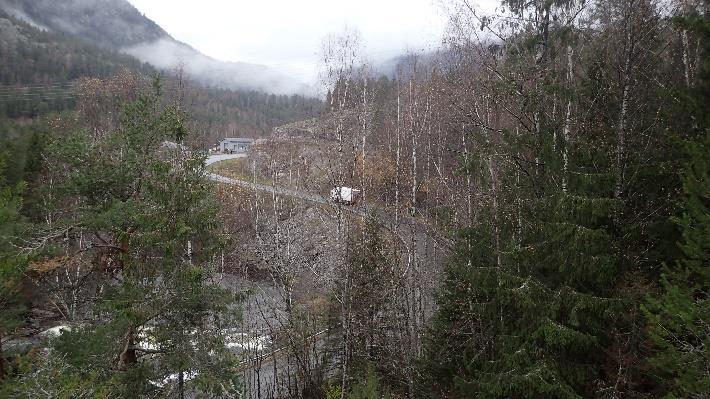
left=644, top=6, right=710, bottom=397
left=0, top=154, right=27, bottom=383
left=13, top=77, right=241, bottom=397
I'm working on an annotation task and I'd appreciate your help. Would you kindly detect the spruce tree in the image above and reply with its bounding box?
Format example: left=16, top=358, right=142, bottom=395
left=645, top=131, right=710, bottom=397
left=425, top=125, right=622, bottom=398
left=0, top=154, right=27, bottom=383
left=644, top=6, right=710, bottom=396
left=337, top=216, right=401, bottom=390
left=14, top=78, right=241, bottom=397
left=424, top=1, right=625, bottom=396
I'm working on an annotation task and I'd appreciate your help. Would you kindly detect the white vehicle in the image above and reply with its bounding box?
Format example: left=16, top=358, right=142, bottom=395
left=224, top=332, right=272, bottom=353
left=39, top=325, right=71, bottom=338
left=330, top=187, right=361, bottom=205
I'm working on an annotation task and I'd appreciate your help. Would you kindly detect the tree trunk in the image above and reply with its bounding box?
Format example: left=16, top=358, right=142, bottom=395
left=362, top=77, right=368, bottom=207
left=615, top=2, right=636, bottom=198
left=395, top=81, right=402, bottom=229
left=178, top=371, right=185, bottom=399
left=0, top=331, right=6, bottom=382
left=410, top=80, right=418, bottom=214
left=119, top=329, right=138, bottom=370
left=682, top=28, right=691, bottom=87
left=562, top=43, right=574, bottom=193
left=463, top=127, right=472, bottom=226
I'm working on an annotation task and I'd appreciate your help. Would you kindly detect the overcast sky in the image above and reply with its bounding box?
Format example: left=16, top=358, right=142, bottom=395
left=125, top=0, right=460, bottom=83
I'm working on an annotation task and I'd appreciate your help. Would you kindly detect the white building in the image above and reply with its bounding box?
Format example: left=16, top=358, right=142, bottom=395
left=219, top=138, right=254, bottom=153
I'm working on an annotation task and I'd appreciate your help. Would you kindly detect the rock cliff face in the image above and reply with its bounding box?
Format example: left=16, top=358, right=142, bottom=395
left=273, top=118, right=324, bottom=140
left=272, top=110, right=360, bottom=141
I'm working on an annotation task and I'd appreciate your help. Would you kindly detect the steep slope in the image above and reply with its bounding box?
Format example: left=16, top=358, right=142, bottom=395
left=0, top=8, right=155, bottom=117
left=0, top=8, right=320, bottom=139
left=0, top=0, right=166, bottom=47
left=0, top=8, right=155, bottom=85
left=0, top=0, right=306, bottom=94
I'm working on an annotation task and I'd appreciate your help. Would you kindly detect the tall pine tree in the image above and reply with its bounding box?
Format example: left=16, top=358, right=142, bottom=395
left=644, top=5, right=710, bottom=396
left=0, top=154, right=27, bottom=383
left=12, top=77, right=241, bottom=397
left=423, top=1, right=635, bottom=397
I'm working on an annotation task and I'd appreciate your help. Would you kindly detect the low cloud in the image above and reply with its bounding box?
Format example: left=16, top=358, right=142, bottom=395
left=1, top=4, right=49, bottom=31
left=0, top=0, right=317, bottom=95
left=124, top=38, right=315, bottom=96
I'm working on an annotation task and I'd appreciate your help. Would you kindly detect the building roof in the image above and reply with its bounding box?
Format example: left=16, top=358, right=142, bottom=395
left=221, top=138, right=254, bottom=142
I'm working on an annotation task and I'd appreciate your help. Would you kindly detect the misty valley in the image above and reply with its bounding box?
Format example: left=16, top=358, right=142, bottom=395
left=0, top=0, right=708, bottom=398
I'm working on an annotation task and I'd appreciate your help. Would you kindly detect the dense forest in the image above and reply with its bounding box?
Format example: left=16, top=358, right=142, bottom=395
left=288, top=0, right=709, bottom=397
left=0, top=0, right=708, bottom=398
left=0, top=0, right=168, bottom=48
left=0, top=7, right=154, bottom=118
left=0, top=8, right=320, bottom=135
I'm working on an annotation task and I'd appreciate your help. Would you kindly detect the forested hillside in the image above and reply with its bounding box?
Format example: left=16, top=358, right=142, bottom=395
left=0, top=0, right=167, bottom=48
left=0, top=0, right=307, bottom=94
left=187, top=87, right=322, bottom=142
left=0, top=8, right=154, bottom=117
left=0, top=8, right=320, bottom=138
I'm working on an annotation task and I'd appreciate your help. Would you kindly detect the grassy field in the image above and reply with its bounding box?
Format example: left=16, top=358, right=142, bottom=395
left=208, top=158, right=254, bottom=181
left=208, top=157, right=280, bottom=187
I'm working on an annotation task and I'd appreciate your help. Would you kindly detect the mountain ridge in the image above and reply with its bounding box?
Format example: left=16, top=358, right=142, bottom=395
left=0, top=0, right=309, bottom=95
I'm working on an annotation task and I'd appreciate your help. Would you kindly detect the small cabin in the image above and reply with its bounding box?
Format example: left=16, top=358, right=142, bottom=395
left=218, top=138, right=254, bottom=153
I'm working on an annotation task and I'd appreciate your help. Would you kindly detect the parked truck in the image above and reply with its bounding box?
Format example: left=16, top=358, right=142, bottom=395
left=330, top=187, right=361, bottom=205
